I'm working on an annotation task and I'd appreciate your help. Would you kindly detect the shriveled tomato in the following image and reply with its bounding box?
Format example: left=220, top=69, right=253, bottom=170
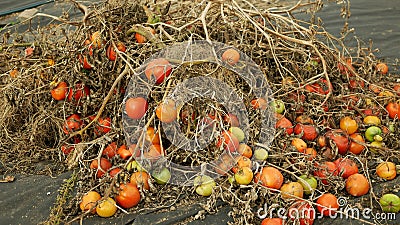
left=305, top=79, right=332, bottom=95
left=251, top=98, right=268, bottom=110
left=130, top=171, right=150, bottom=190
left=275, top=117, right=293, bottom=135
left=313, top=161, right=337, bottom=185
left=145, top=58, right=172, bottom=84
left=156, top=100, right=177, bottom=123
left=376, top=62, right=389, bottom=75
left=291, top=138, right=307, bottom=153
left=363, top=116, right=381, bottom=126
left=231, top=155, right=252, bottom=173
left=102, top=142, right=117, bottom=158
left=90, top=157, right=112, bottom=178
left=288, top=200, right=315, bottom=225
left=280, top=182, right=304, bottom=199
left=325, top=130, right=350, bottom=155
left=234, top=166, right=253, bottom=185
left=339, top=116, right=358, bottom=135
left=294, top=124, right=318, bottom=141
left=386, top=102, right=400, bottom=119
left=376, top=162, right=397, bottom=180
left=67, top=82, right=90, bottom=102
left=63, top=114, right=83, bottom=134
left=96, top=197, right=117, bottom=218
left=349, top=79, right=365, bottom=89
left=380, top=194, right=400, bottom=213
left=346, top=173, right=370, bottom=197
left=116, top=183, right=141, bottom=209
left=349, top=133, right=365, bottom=155
left=51, top=81, right=69, bottom=101
left=334, top=158, right=358, bottom=178
left=261, top=218, right=283, bottom=225
left=256, top=166, right=284, bottom=189
left=316, top=193, right=339, bottom=216
left=125, top=97, right=148, bottom=119
left=222, top=48, right=240, bottom=65
left=80, top=191, right=101, bottom=213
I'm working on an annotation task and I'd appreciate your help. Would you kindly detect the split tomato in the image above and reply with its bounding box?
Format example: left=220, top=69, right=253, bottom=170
left=334, top=158, right=358, bottom=178
left=130, top=171, right=150, bottom=190
left=325, top=130, right=350, bottom=155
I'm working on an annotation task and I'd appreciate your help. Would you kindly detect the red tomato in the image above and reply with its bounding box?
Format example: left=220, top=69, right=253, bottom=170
left=339, top=116, right=358, bottom=135
left=67, top=82, right=90, bottom=102
left=125, top=97, right=148, bottom=119
left=95, top=117, right=112, bottom=135
left=338, top=57, right=354, bottom=75
left=313, top=161, right=337, bottom=185
left=288, top=200, right=315, bottom=225
left=103, top=142, right=117, bottom=158
left=316, top=193, right=339, bottom=216
left=349, top=79, right=365, bottom=89
left=63, top=114, right=83, bottom=134
left=334, top=158, right=358, bottom=178
left=386, top=102, right=400, bottom=119
left=216, top=131, right=239, bottom=152
left=346, top=173, right=370, bottom=196
left=61, top=144, right=74, bottom=155
left=145, top=58, right=172, bottom=84
left=115, top=183, right=141, bottom=208
left=251, top=98, right=268, bottom=110
left=117, top=144, right=132, bottom=160
left=51, top=82, right=69, bottom=101
left=275, top=117, right=293, bottom=135
left=305, top=79, right=332, bottom=95
left=294, top=124, right=318, bottom=141
left=90, top=158, right=112, bottom=178
left=106, top=42, right=127, bottom=61
left=325, top=130, right=350, bottom=155
left=78, top=54, right=93, bottom=70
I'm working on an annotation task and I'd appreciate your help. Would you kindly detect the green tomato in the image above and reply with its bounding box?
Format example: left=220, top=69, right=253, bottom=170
left=229, top=127, right=245, bottom=142
left=194, top=175, right=216, bottom=197
left=365, top=126, right=382, bottom=142
left=152, top=167, right=171, bottom=185
left=298, top=175, right=317, bottom=195
left=270, top=100, right=285, bottom=114
left=253, top=148, right=268, bottom=161
left=380, top=194, right=400, bottom=213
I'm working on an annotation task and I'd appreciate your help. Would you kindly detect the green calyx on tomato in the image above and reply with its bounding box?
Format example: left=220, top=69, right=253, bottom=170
left=365, top=126, right=382, bottom=142
left=380, top=194, right=400, bottom=213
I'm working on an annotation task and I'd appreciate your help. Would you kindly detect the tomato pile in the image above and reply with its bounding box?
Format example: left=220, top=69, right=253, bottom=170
left=0, top=1, right=399, bottom=224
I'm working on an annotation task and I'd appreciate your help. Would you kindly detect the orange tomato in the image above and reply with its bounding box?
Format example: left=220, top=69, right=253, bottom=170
left=261, top=218, right=283, bottom=225
left=109, top=168, right=122, bottom=177
left=316, top=193, right=339, bottom=216
left=317, top=135, right=327, bottom=148
left=251, top=98, right=268, bottom=110
left=280, top=182, right=304, bottom=199
left=291, top=138, right=307, bottom=153
left=145, top=58, right=172, bottom=84
left=106, top=42, right=126, bottom=61
left=51, top=81, right=69, bottom=101
left=376, top=162, right=397, bottom=180
left=125, top=97, right=148, bottom=119
left=386, top=102, right=400, bottom=119
left=80, top=191, right=101, bottom=213
left=346, top=173, right=370, bottom=197
left=295, top=115, right=314, bottom=124
left=117, top=144, right=132, bottom=160
left=90, top=31, right=103, bottom=49
left=257, top=167, right=284, bottom=189
left=216, top=131, right=239, bottom=152
left=238, top=144, right=252, bottom=158
left=376, top=63, right=389, bottom=75
left=232, top=155, right=252, bottom=173
left=145, top=127, right=160, bottom=145
left=339, top=116, right=358, bottom=135
left=349, top=133, right=365, bottom=154
left=130, top=171, right=150, bottom=190
left=222, top=48, right=240, bottom=65
left=156, top=100, right=177, bottom=123
left=10, top=68, right=18, bottom=78
left=115, top=183, right=141, bottom=209
left=338, top=57, right=354, bottom=75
